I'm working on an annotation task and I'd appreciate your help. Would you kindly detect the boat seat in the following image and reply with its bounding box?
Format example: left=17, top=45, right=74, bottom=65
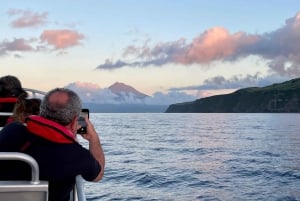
left=0, top=152, right=48, bottom=201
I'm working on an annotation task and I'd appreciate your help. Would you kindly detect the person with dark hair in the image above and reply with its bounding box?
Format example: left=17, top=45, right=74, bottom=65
left=9, top=94, right=41, bottom=123
left=0, top=75, right=27, bottom=97
left=0, top=88, right=105, bottom=201
left=0, top=75, right=28, bottom=126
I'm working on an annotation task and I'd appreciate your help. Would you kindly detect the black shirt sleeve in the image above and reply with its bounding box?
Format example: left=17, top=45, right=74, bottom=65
left=72, top=145, right=102, bottom=181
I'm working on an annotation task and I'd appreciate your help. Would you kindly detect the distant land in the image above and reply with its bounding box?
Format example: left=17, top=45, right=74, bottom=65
left=78, top=82, right=169, bottom=113
left=165, top=77, right=300, bottom=113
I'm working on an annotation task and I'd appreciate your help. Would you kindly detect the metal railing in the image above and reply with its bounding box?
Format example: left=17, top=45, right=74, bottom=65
left=23, top=88, right=46, bottom=97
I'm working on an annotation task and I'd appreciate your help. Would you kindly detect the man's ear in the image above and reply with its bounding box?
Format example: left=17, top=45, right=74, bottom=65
left=69, top=116, right=78, bottom=134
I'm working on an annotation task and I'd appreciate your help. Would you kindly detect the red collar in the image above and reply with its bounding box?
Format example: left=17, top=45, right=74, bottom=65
left=26, top=115, right=76, bottom=143
left=0, top=97, right=17, bottom=103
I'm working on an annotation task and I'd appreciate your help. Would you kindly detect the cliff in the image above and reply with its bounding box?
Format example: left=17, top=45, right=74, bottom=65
left=165, top=78, right=300, bottom=113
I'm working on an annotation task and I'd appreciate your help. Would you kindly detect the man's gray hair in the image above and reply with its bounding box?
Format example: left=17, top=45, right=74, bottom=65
left=40, top=88, right=82, bottom=125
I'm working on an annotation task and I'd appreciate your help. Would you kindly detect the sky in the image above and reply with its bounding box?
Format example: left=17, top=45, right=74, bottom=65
left=1, top=0, right=300, bottom=104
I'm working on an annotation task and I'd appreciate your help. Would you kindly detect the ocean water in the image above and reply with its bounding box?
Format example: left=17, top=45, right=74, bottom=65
left=78, top=113, right=300, bottom=201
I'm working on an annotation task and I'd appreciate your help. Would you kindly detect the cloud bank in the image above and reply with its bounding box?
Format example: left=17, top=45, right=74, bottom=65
left=169, top=74, right=289, bottom=91
left=65, top=82, right=197, bottom=105
left=96, top=12, right=300, bottom=77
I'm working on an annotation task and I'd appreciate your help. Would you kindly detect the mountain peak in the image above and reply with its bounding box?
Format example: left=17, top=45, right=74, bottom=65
left=109, top=82, right=130, bottom=93
left=108, top=82, right=148, bottom=98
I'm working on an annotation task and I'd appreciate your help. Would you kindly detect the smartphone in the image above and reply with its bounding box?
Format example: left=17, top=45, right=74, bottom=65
left=77, top=108, right=89, bottom=134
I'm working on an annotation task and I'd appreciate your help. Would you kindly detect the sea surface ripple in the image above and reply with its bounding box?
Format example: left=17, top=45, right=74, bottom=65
left=78, top=113, right=300, bottom=201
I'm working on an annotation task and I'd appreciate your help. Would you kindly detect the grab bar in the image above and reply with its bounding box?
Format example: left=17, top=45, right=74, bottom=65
left=0, top=152, right=40, bottom=184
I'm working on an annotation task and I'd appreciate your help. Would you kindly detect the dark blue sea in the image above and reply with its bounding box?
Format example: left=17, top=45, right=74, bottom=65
left=78, top=113, right=300, bottom=201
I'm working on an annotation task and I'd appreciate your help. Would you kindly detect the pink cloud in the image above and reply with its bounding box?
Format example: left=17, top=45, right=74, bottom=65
left=40, top=30, right=85, bottom=49
left=97, top=27, right=259, bottom=69
left=177, top=27, right=258, bottom=64
left=8, top=9, right=47, bottom=28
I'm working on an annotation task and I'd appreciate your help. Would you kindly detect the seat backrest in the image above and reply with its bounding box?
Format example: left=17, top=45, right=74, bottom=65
left=0, top=152, right=48, bottom=201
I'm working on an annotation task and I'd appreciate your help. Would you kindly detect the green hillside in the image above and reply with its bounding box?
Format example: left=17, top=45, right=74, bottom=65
left=165, top=78, right=300, bottom=113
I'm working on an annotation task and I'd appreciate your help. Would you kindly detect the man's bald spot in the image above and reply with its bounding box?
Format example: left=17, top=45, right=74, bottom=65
left=48, top=91, right=69, bottom=106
